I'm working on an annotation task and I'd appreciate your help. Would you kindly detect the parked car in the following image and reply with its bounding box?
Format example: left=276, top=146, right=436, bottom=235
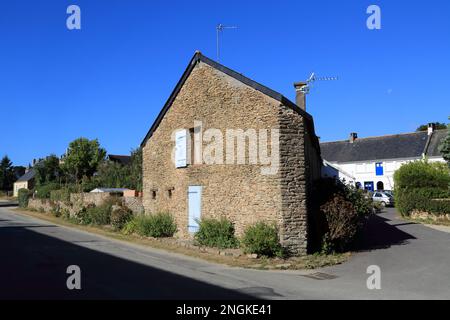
left=372, top=191, right=394, bottom=207
left=381, top=190, right=394, bottom=197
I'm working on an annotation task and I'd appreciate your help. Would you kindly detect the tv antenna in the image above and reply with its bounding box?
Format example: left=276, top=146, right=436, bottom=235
left=301, top=72, right=338, bottom=94
left=216, top=24, right=238, bottom=62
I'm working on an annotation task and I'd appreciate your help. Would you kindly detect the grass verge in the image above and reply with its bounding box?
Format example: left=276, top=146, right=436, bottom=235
left=13, top=208, right=349, bottom=270
left=405, top=216, right=450, bottom=227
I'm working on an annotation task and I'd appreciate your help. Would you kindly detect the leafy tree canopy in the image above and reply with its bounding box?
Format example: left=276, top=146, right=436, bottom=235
left=62, top=138, right=106, bottom=182
left=94, top=148, right=142, bottom=191
left=0, top=155, right=15, bottom=191
left=35, top=154, right=63, bottom=185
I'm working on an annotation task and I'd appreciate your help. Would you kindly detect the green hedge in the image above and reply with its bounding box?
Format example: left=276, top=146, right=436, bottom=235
left=18, top=189, right=32, bottom=208
left=241, top=222, right=283, bottom=257
left=35, top=183, right=61, bottom=199
left=194, top=218, right=239, bottom=249
left=134, top=213, right=177, bottom=238
left=394, top=161, right=450, bottom=216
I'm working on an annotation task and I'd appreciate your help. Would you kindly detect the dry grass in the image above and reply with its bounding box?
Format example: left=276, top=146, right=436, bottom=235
left=13, top=208, right=349, bottom=270
left=406, top=216, right=450, bottom=227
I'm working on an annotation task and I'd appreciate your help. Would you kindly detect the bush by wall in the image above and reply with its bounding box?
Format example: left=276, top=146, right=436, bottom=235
left=18, top=188, right=32, bottom=208
left=121, top=219, right=138, bottom=235
left=110, top=206, right=133, bottom=230
left=394, top=161, right=450, bottom=216
left=86, top=203, right=112, bottom=225
left=241, top=222, right=283, bottom=257
left=319, top=194, right=360, bottom=253
left=194, top=218, right=239, bottom=249
left=35, top=183, right=61, bottom=199
left=309, top=178, right=373, bottom=253
left=134, top=213, right=177, bottom=238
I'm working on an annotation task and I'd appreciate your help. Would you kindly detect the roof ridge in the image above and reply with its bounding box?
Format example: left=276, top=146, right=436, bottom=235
left=320, top=130, right=428, bottom=144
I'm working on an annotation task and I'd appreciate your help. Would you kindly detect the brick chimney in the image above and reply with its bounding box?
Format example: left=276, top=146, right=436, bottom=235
left=293, top=82, right=308, bottom=110
left=349, top=132, right=358, bottom=143
left=427, top=123, right=436, bottom=136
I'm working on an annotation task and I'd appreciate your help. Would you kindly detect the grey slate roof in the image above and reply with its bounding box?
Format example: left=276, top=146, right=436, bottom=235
left=320, top=130, right=447, bottom=163
left=140, top=51, right=319, bottom=151
left=16, top=169, right=36, bottom=182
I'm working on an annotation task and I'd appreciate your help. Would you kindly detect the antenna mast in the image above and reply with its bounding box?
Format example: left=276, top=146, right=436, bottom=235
left=216, top=24, right=238, bottom=62
left=301, top=72, right=338, bottom=94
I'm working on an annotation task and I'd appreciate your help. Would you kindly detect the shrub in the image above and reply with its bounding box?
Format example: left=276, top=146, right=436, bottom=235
left=110, top=206, right=133, bottom=230
left=310, top=178, right=373, bottom=253
left=18, top=189, right=32, bottom=208
left=76, top=205, right=95, bottom=225
left=134, top=213, right=177, bottom=237
left=35, top=183, right=61, bottom=199
left=241, top=222, right=283, bottom=257
left=394, top=161, right=450, bottom=216
left=394, top=161, right=450, bottom=189
left=86, top=203, right=112, bottom=225
left=195, top=218, right=239, bottom=249
left=319, top=194, right=360, bottom=253
left=122, top=218, right=138, bottom=235
left=344, top=185, right=374, bottom=216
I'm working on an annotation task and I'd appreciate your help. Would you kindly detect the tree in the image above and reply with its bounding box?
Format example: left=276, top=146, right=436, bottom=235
left=128, top=148, right=142, bottom=191
left=0, top=156, right=15, bottom=191
left=95, top=161, right=129, bottom=188
left=95, top=148, right=142, bottom=191
left=62, top=138, right=106, bottom=183
left=35, top=154, right=63, bottom=185
left=439, top=118, right=450, bottom=166
left=416, top=122, right=447, bottom=132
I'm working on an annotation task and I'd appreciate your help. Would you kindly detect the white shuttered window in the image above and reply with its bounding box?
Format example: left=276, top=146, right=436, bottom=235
left=175, top=129, right=187, bottom=168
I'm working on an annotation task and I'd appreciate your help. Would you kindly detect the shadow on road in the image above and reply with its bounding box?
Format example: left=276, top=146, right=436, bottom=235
left=352, top=212, right=416, bottom=252
left=0, top=202, right=18, bottom=208
left=0, top=224, right=254, bottom=300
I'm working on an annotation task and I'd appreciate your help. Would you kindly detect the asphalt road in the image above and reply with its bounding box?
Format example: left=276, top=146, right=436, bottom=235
left=1, top=202, right=450, bottom=299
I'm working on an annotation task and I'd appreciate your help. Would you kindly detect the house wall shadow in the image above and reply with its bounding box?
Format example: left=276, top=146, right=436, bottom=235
left=351, top=212, right=417, bottom=252
left=0, top=224, right=255, bottom=300
left=0, top=202, right=18, bottom=208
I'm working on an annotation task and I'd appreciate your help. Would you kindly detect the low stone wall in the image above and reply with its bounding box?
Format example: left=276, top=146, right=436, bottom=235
left=28, top=198, right=75, bottom=216
left=70, top=193, right=114, bottom=207
left=27, top=194, right=144, bottom=217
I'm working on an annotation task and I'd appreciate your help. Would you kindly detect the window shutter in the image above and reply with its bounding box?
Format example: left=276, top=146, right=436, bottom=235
left=175, top=129, right=187, bottom=168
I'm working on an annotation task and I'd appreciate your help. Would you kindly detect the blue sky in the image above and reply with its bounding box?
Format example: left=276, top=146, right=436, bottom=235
left=1, top=0, right=449, bottom=166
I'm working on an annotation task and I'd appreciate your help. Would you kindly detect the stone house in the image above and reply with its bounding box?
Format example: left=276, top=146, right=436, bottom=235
left=140, top=51, right=322, bottom=255
left=13, top=169, right=36, bottom=197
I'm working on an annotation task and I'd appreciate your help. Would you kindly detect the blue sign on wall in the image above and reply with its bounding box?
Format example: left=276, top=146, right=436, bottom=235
left=375, top=162, right=384, bottom=176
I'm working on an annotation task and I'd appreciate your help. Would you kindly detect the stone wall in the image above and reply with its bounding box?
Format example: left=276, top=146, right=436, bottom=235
left=123, top=196, right=144, bottom=214
left=27, top=194, right=144, bottom=217
left=70, top=193, right=114, bottom=207
left=28, top=198, right=74, bottom=215
left=142, top=62, right=282, bottom=238
left=277, top=107, right=308, bottom=255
